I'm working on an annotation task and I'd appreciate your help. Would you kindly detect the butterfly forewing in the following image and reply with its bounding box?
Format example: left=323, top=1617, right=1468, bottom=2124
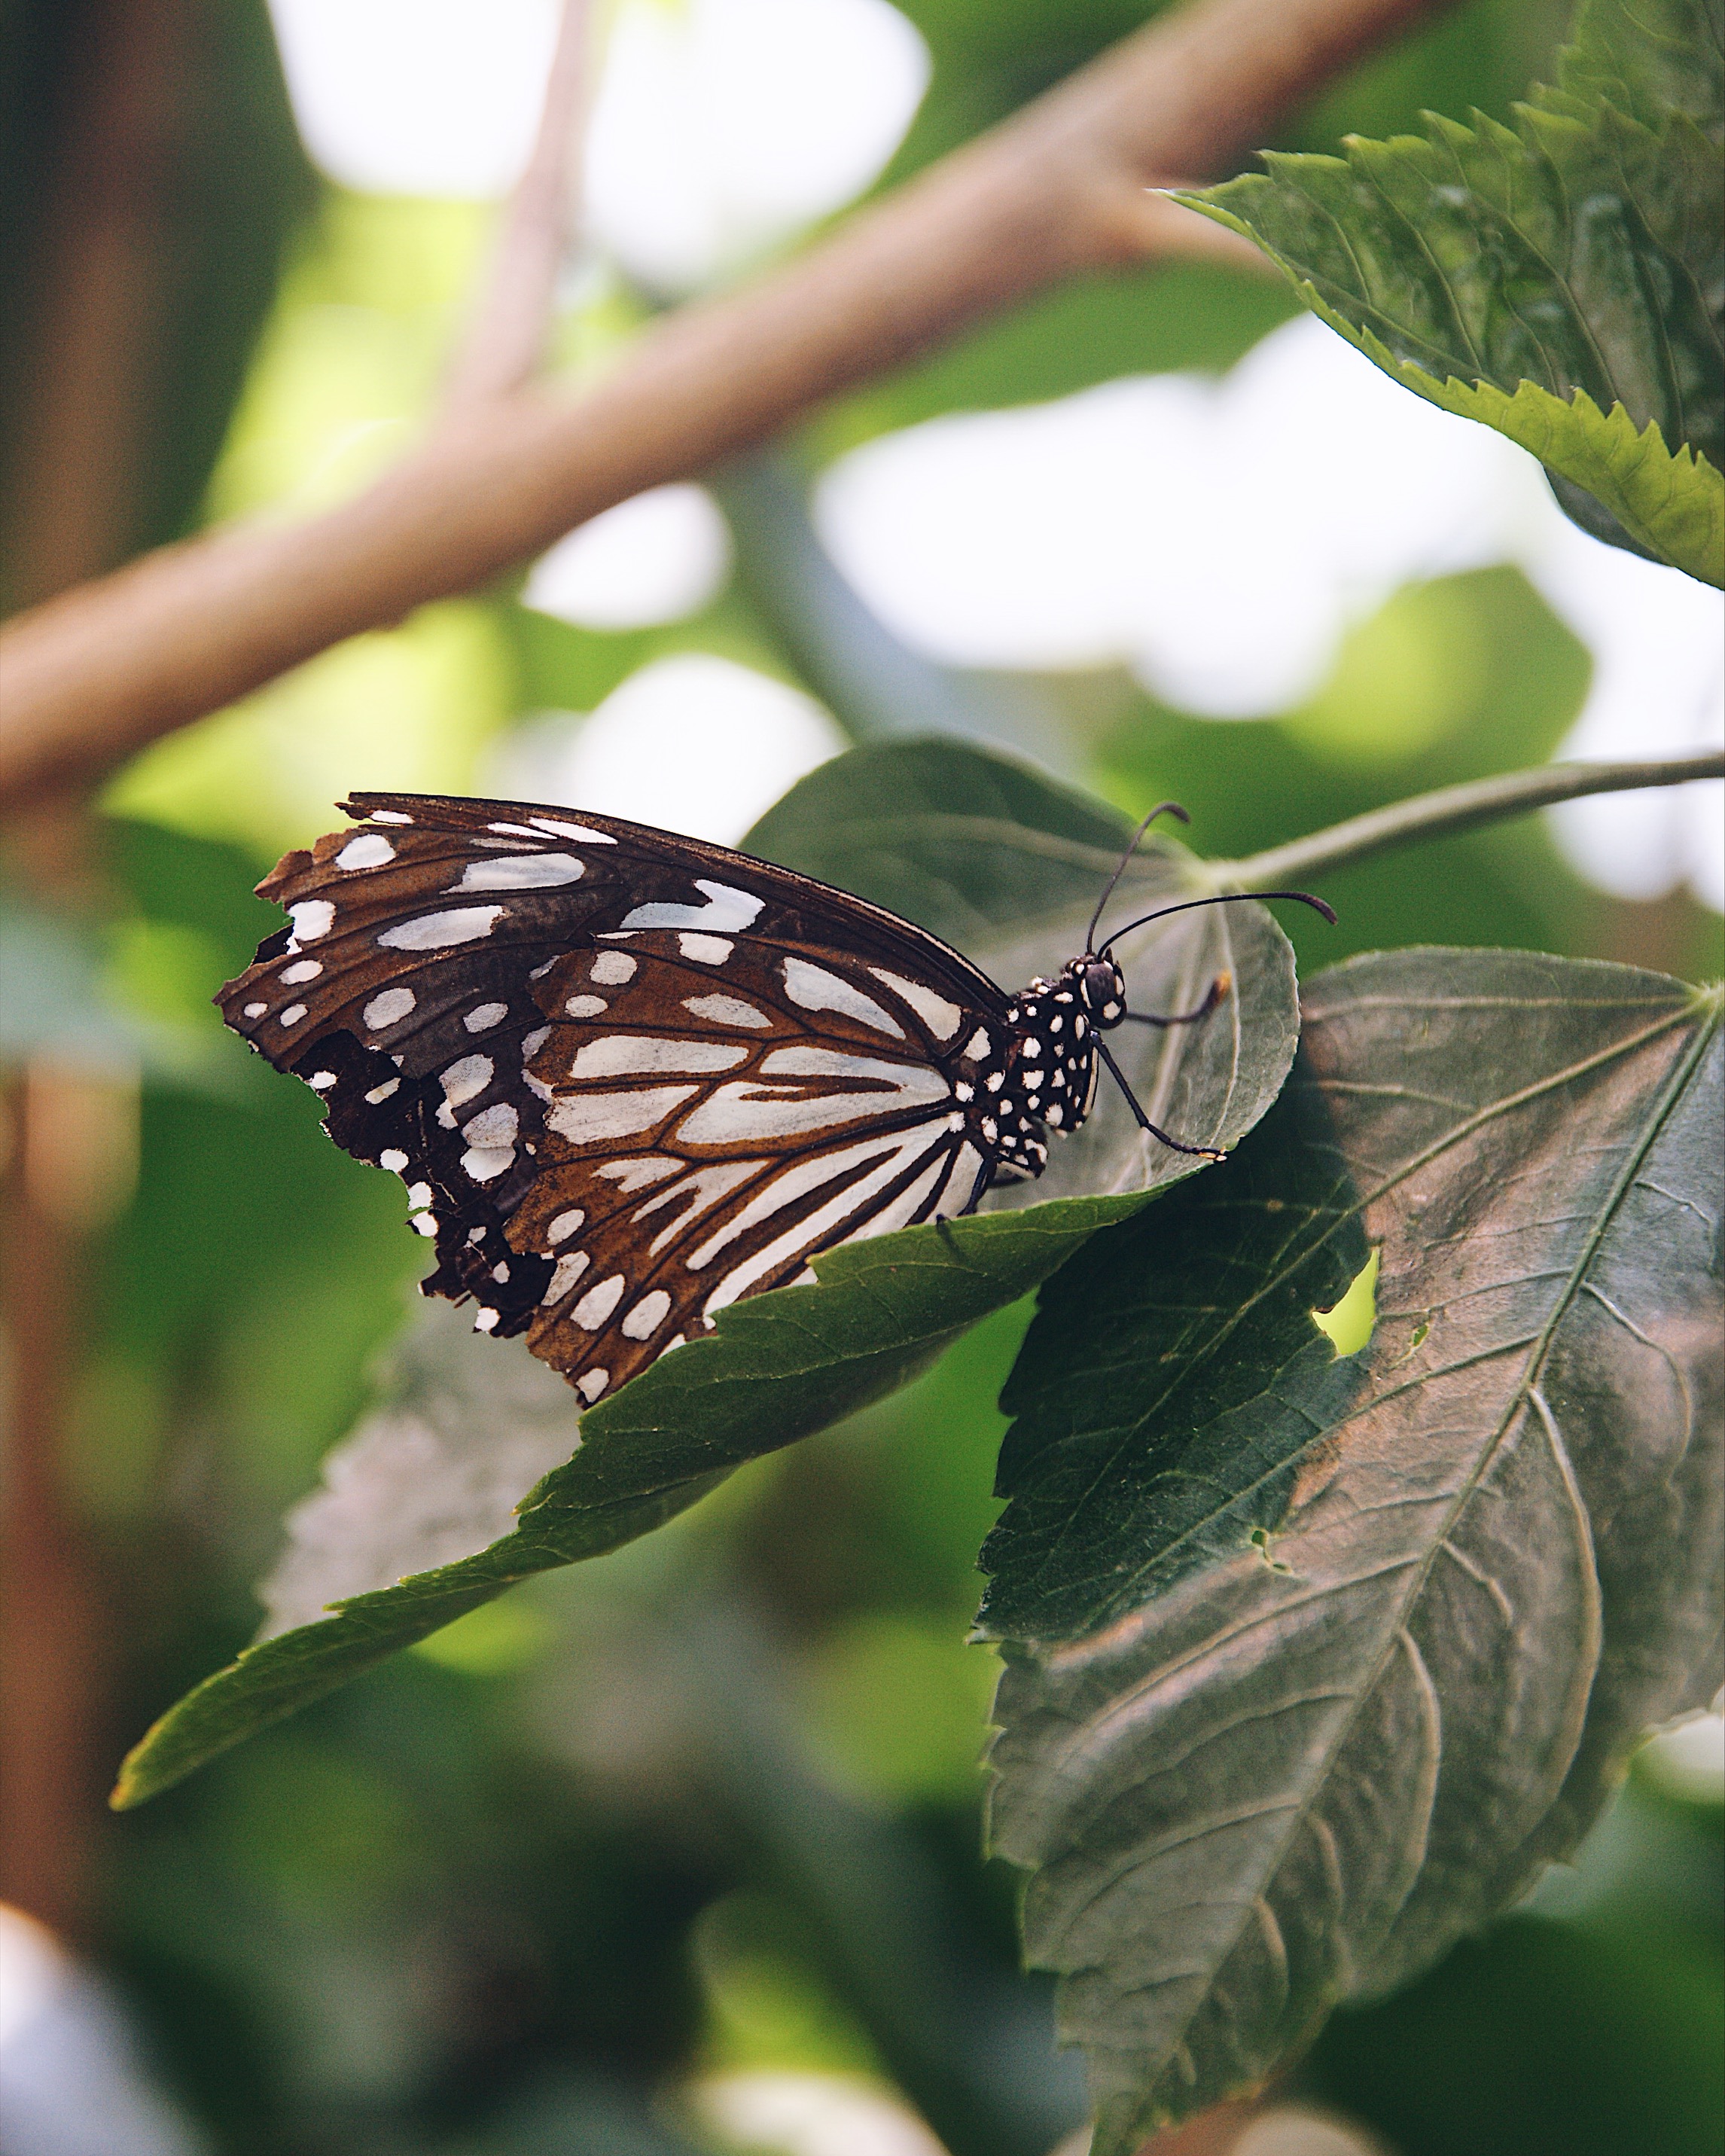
left=218, top=793, right=1007, bottom=1402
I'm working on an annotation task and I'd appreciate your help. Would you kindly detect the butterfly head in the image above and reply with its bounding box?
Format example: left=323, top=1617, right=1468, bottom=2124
left=1069, top=953, right=1128, bottom=1030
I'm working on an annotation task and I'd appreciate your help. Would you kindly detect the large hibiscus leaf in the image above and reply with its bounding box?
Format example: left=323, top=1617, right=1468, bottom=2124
left=983, top=950, right=1723, bottom=2151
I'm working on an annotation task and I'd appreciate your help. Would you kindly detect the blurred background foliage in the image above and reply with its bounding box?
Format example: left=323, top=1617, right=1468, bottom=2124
left=0, top=2, right=1719, bottom=2153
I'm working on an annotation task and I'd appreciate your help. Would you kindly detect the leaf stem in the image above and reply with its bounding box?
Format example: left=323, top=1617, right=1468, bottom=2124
left=1223, top=754, right=1725, bottom=887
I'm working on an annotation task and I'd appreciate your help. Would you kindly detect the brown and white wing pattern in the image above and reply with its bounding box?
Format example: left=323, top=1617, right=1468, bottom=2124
left=504, top=931, right=992, bottom=1398
left=217, top=792, right=1010, bottom=1401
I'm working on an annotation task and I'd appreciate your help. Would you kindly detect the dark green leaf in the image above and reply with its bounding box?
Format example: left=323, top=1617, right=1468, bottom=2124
left=113, top=742, right=1304, bottom=1807
left=981, top=950, right=1723, bottom=2152
left=1175, top=0, right=1725, bottom=581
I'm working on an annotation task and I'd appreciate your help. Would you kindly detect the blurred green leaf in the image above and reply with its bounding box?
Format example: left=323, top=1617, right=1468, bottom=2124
left=1306, top=1764, right=1725, bottom=2156
left=1175, top=0, right=1725, bottom=581
left=982, top=950, right=1723, bottom=2151
left=113, top=743, right=1303, bottom=1806
left=0, top=901, right=139, bottom=1069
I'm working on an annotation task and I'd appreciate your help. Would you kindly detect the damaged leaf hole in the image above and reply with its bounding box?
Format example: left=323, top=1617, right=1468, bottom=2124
left=1312, top=1246, right=1379, bottom=1357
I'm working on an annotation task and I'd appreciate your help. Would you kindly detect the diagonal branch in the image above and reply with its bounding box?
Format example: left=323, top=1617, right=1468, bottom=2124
left=0, top=0, right=1449, bottom=812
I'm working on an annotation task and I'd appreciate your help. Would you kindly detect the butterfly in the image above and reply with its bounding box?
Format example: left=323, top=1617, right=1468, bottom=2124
left=218, top=792, right=1330, bottom=1404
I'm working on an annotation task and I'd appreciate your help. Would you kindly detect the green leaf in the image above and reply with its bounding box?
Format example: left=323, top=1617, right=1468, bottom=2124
left=1174, top=0, right=1725, bottom=583
left=980, top=950, right=1723, bottom=2152
left=113, top=742, right=1304, bottom=1807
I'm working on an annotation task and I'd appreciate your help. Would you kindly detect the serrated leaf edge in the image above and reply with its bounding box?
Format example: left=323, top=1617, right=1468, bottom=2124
left=1169, top=186, right=1725, bottom=587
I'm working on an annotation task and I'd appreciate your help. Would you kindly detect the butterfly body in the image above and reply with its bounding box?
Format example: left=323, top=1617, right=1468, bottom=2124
left=218, top=792, right=1153, bottom=1404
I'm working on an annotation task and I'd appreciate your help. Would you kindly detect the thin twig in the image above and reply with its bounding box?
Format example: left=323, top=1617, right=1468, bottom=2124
left=1224, top=753, right=1725, bottom=888
left=0, top=0, right=1451, bottom=811
left=444, top=0, right=592, bottom=407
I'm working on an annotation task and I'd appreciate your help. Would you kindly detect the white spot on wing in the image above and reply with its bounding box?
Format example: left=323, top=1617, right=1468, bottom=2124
left=475, top=1308, right=500, bottom=1332
left=289, top=900, right=335, bottom=942
left=568, top=1037, right=747, bottom=1078
left=280, top=959, right=322, bottom=986
left=783, top=958, right=904, bottom=1037
left=620, top=878, right=764, bottom=933
left=684, top=993, right=770, bottom=1029
left=440, top=1054, right=492, bottom=1107
left=377, top=905, right=504, bottom=950
left=379, top=1148, right=409, bottom=1171
left=243, top=1002, right=267, bottom=1018
left=279, top=1004, right=307, bottom=1026
left=590, top=950, right=637, bottom=986
left=868, top=968, right=963, bottom=1040
left=576, top=1368, right=609, bottom=1401
left=336, top=834, right=395, bottom=871
left=678, top=934, right=733, bottom=963
left=622, top=1290, right=672, bottom=1340
left=309, top=1071, right=337, bottom=1090
left=364, top=987, right=417, bottom=1030
left=365, top=1078, right=401, bottom=1103
left=544, top=1250, right=590, bottom=1302
left=461, top=1145, right=516, bottom=1181
left=547, top=1208, right=585, bottom=1243
left=531, top=817, right=615, bottom=843
left=572, top=1274, right=626, bottom=1331
left=597, top=1156, right=681, bottom=1190
left=465, top=1002, right=508, bottom=1032
left=368, top=809, right=412, bottom=825
left=462, top=1103, right=518, bottom=1148
left=455, top=852, right=583, bottom=890
left=964, top=1029, right=991, bottom=1060
left=564, top=994, right=608, bottom=1017
left=546, top=1087, right=699, bottom=1142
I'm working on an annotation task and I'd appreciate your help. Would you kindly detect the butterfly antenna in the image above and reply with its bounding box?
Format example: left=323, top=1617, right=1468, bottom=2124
left=1086, top=801, right=1190, bottom=953
left=1098, top=888, right=1336, bottom=959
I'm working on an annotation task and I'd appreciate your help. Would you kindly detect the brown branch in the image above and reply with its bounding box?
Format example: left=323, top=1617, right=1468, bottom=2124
left=444, top=0, right=592, bottom=407
left=0, top=0, right=1449, bottom=810
left=0, top=0, right=184, bottom=1944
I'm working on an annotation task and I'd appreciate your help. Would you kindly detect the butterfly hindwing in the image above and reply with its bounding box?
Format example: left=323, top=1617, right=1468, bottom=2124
left=505, top=931, right=991, bottom=1398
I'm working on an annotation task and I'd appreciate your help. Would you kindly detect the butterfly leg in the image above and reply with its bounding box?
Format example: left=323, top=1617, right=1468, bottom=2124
left=1095, top=1038, right=1227, bottom=1161
left=1120, top=970, right=1232, bottom=1027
